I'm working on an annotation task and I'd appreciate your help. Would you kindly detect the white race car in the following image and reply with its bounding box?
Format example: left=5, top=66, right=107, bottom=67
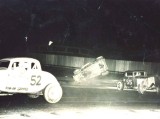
left=73, top=56, right=109, bottom=82
left=0, top=57, right=62, bottom=103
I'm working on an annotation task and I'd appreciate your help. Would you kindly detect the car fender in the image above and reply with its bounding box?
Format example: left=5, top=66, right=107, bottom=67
left=27, top=71, right=60, bottom=93
left=42, top=71, right=59, bottom=83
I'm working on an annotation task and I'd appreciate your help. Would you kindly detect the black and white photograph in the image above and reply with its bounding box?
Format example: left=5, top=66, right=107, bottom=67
left=0, top=0, right=160, bottom=118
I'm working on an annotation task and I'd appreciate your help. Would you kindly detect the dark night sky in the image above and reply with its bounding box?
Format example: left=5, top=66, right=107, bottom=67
left=0, top=0, right=160, bottom=62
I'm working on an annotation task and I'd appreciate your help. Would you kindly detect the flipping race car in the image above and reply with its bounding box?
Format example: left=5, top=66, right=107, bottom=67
left=73, top=56, right=109, bottom=82
left=0, top=57, right=63, bottom=103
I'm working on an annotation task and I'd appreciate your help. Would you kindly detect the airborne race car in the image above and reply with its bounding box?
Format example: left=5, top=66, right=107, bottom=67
left=0, top=57, right=62, bottom=103
left=73, top=56, right=109, bottom=82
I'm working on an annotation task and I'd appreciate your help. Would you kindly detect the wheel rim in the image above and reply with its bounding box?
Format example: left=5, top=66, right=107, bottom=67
left=117, top=82, right=122, bottom=90
left=48, top=87, right=59, bottom=101
left=44, top=84, right=62, bottom=103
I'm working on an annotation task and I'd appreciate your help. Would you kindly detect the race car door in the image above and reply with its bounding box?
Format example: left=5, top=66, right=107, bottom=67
left=12, top=61, right=43, bottom=93
left=7, top=61, right=29, bottom=93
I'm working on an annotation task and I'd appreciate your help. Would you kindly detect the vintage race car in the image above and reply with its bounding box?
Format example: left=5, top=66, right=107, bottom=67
left=0, top=57, right=62, bottom=103
left=117, top=70, right=148, bottom=91
left=73, top=56, right=109, bottom=82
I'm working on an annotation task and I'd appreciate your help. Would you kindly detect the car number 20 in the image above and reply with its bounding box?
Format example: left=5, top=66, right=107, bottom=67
left=31, top=75, right=41, bottom=86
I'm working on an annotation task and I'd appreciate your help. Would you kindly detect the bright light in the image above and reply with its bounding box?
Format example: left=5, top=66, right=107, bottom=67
left=48, top=41, right=53, bottom=46
left=25, top=36, right=28, bottom=42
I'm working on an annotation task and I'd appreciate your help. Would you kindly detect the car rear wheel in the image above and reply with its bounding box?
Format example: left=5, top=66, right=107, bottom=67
left=117, top=81, right=124, bottom=91
left=156, top=86, right=160, bottom=95
left=43, top=84, right=62, bottom=103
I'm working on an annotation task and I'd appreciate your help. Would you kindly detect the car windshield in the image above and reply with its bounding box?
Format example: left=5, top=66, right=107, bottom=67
left=139, top=72, right=146, bottom=77
left=0, top=60, right=10, bottom=69
left=126, top=72, right=133, bottom=76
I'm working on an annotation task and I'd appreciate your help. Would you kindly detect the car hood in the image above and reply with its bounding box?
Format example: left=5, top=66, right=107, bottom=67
left=136, top=77, right=148, bottom=79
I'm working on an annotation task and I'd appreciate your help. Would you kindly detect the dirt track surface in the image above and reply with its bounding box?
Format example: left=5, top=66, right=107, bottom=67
left=0, top=66, right=160, bottom=118
left=0, top=85, right=160, bottom=119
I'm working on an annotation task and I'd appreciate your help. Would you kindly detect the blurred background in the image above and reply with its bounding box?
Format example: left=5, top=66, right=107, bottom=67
left=0, top=0, right=160, bottom=62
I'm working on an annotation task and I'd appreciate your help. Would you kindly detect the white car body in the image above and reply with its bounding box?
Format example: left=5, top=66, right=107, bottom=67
left=138, top=76, right=159, bottom=94
left=0, top=57, right=63, bottom=103
left=73, top=56, right=109, bottom=82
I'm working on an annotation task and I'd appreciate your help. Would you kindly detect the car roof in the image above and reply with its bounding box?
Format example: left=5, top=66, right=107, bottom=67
left=125, top=70, right=146, bottom=73
left=0, top=57, right=39, bottom=63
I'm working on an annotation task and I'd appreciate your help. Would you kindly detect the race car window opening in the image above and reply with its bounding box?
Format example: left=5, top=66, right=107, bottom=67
left=140, top=72, right=145, bottom=76
left=23, top=62, right=28, bottom=70
left=140, top=72, right=144, bottom=75
left=134, top=72, right=137, bottom=76
left=0, top=61, right=10, bottom=68
left=125, top=72, right=133, bottom=77
left=31, top=63, right=38, bottom=70
left=12, top=62, right=19, bottom=69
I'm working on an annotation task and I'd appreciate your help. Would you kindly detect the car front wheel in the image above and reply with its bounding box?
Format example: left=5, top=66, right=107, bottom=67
left=137, top=84, right=146, bottom=94
left=117, top=81, right=124, bottom=91
left=43, top=84, right=63, bottom=103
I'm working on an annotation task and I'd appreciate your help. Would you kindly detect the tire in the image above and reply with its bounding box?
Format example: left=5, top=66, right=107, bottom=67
left=43, top=84, right=63, bottom=103
left=137, top=84, right=142, bottom=94
left=96, top=56, right=103, bottom=60
left=73, top=69, right=81, bottom=75
left=117, top=81, right=124, bottom=91
left=156, top=86, right=160, bottom=95
left=137, top=84, right=145, bottom=94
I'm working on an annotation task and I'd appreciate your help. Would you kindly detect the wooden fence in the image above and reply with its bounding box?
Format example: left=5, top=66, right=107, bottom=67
left=28, top=53, right=160, bottom=75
